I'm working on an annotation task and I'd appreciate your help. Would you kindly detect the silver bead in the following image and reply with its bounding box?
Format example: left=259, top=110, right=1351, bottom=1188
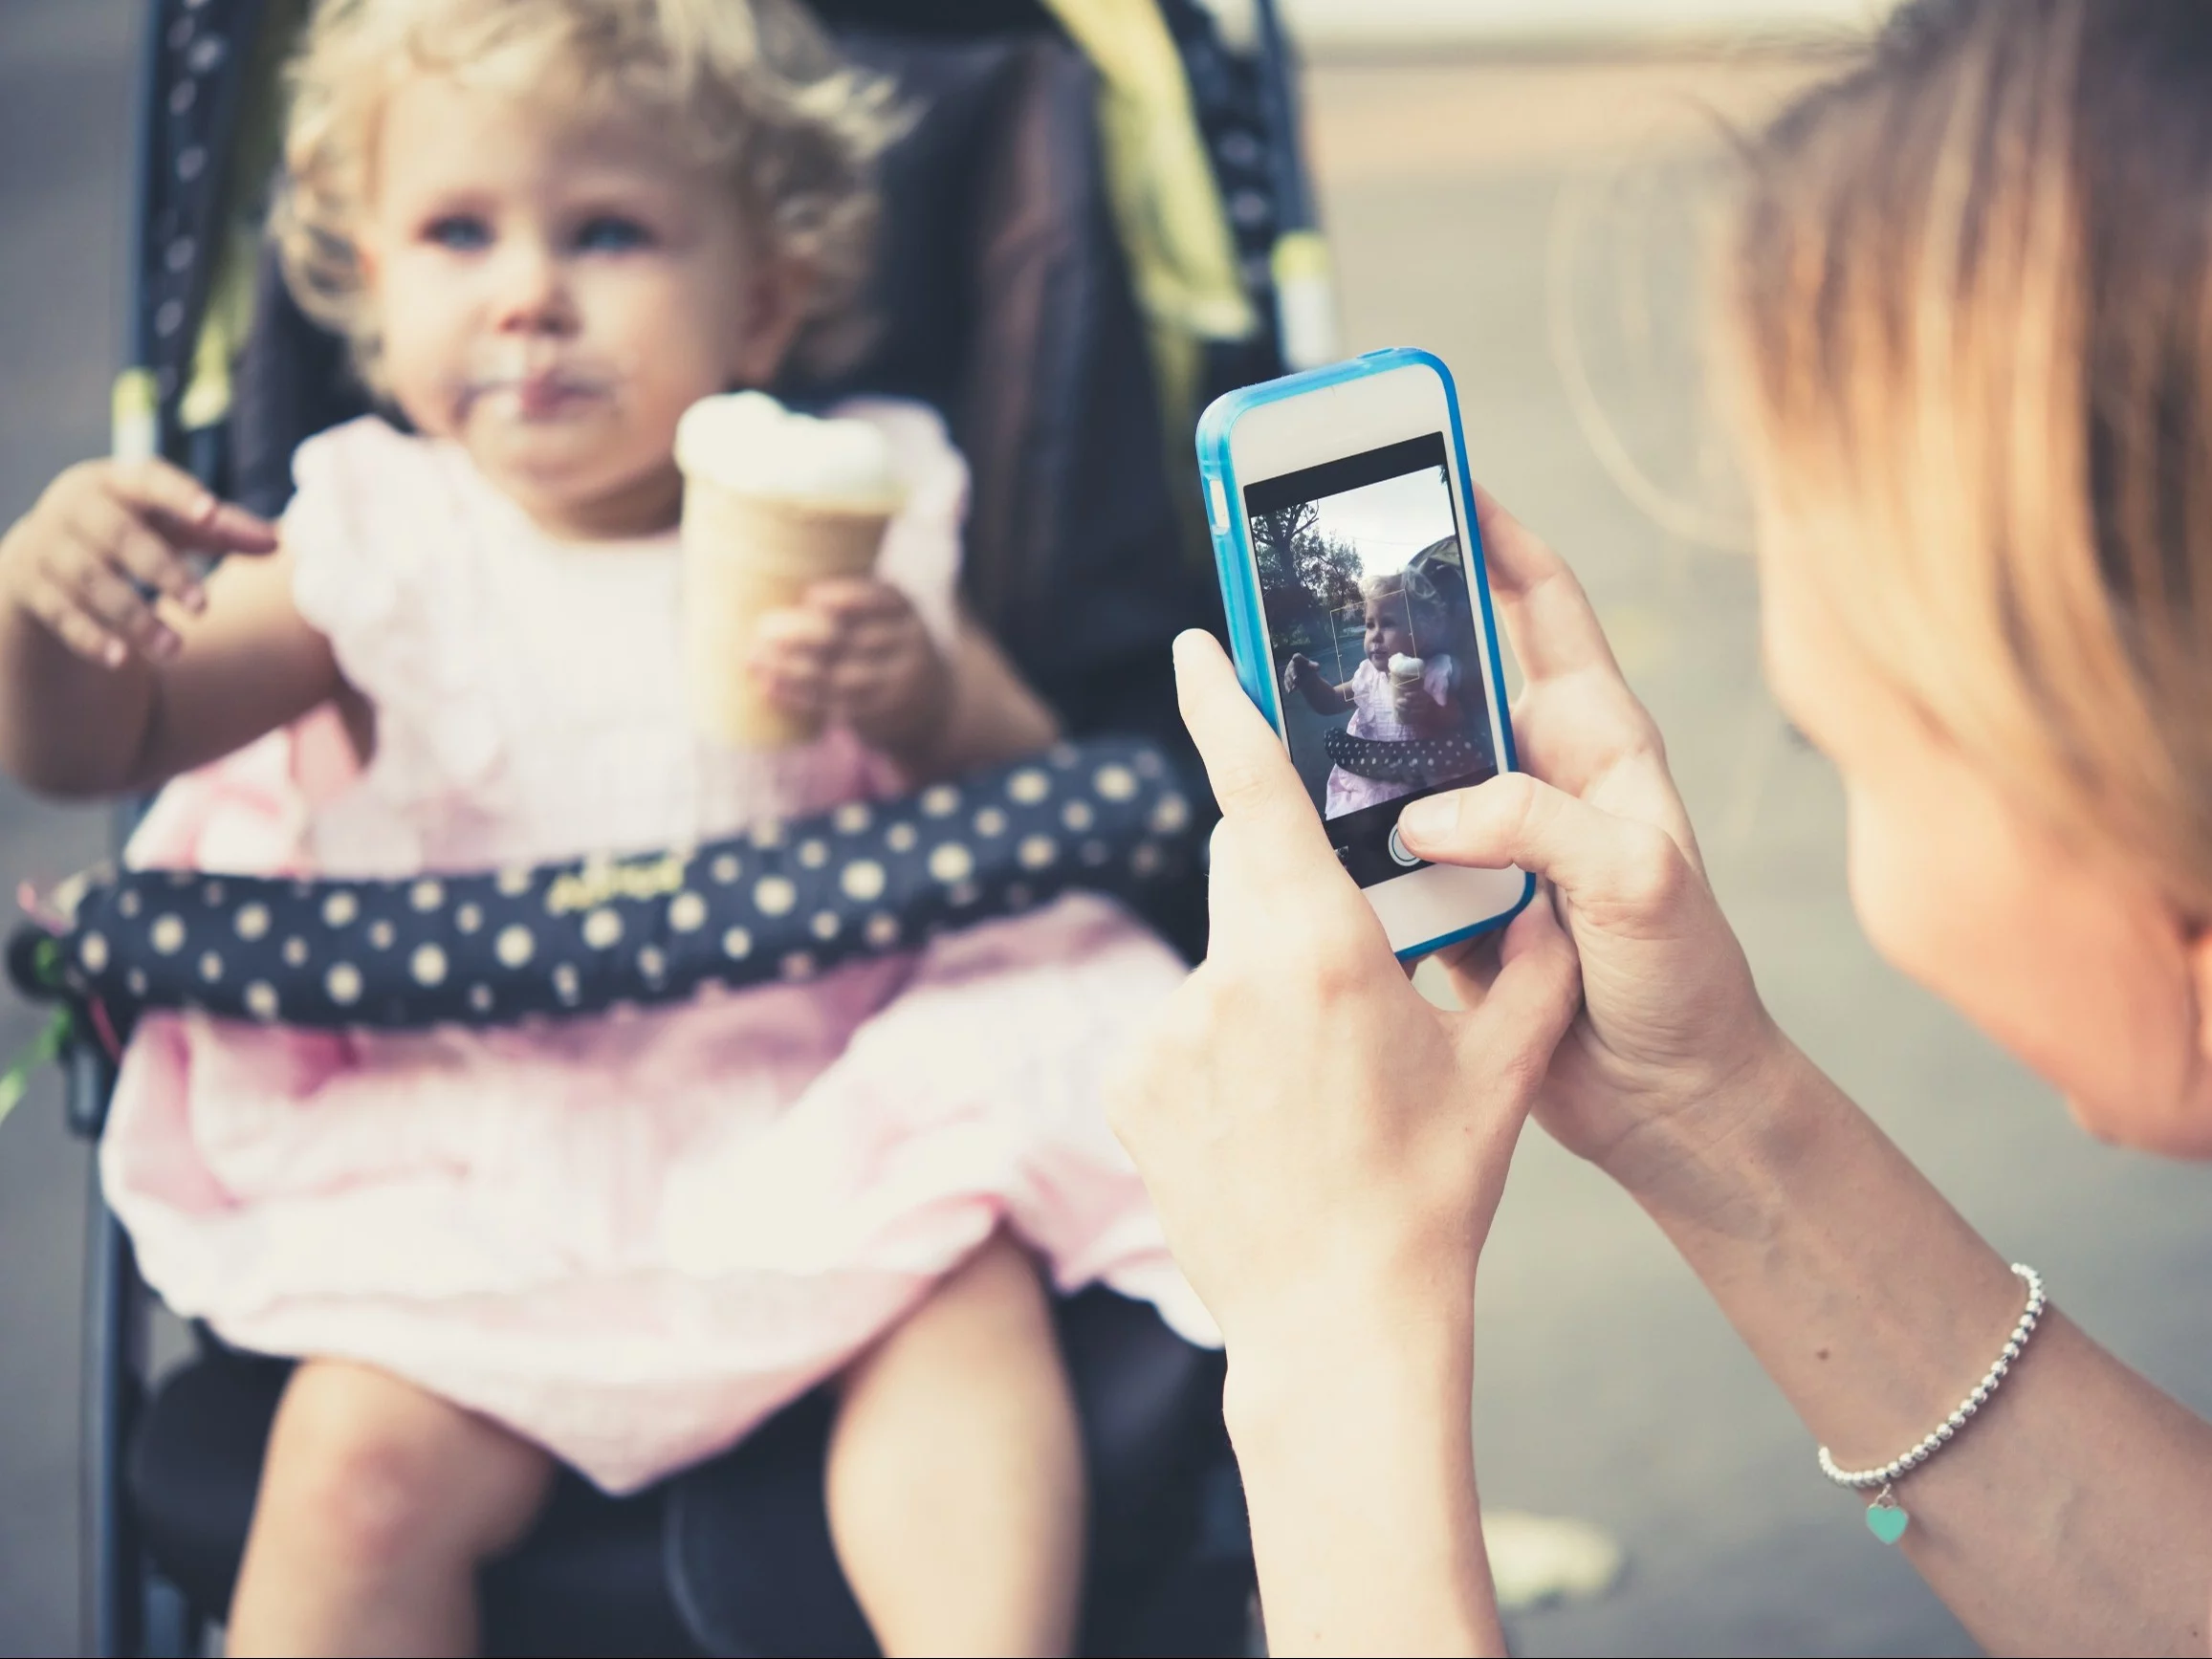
left=1947, top=1410, right=1966, bottom=1430
left=1961, top=1400, right=1978, bottom=1417
left=1936, top=1424, right=1955, bottom=1442
left=2003, top=1341, right=2021, bottom=1360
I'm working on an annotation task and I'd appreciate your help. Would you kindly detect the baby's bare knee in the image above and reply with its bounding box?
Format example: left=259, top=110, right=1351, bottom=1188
left=258, top=1360, right=551, bottom=1574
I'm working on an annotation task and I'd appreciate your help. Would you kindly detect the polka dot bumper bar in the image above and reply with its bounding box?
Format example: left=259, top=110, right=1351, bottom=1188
left=13, top=739, right=1196, bottom=1034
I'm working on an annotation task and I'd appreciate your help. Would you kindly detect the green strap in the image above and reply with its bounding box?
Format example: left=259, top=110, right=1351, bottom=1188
left=0, top=1006, right=75, bottom=1135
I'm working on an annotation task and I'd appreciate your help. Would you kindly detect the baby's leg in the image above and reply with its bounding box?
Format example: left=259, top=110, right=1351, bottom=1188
left=826, top=1230, right=1086, bottom=1657
left=229, top=1357, right=554, bottom=1658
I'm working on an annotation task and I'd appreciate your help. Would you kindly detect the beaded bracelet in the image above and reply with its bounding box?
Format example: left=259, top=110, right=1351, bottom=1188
left=1817, top=1263, right=2046, bottom=1544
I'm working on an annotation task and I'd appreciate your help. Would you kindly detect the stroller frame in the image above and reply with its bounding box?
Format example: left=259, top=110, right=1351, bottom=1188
left=59, top=1, right=1327, bottom=1654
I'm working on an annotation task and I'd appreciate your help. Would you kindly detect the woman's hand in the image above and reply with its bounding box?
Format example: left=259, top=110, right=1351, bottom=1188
left=1109, top=629, right=1580, bottom=1657
left=0, top=458, right=277, bottom=667
left=1393, top=488, right=1788, bottom=1202
left=750, top=577, right=951, bottom=761
left=1109, top=628, right=1583, bottom=1362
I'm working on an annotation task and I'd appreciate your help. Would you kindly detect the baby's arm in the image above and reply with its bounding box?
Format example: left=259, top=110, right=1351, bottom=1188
left=0, top=458, right=343, bottom=797
left=1281, top=653, right=1353, bottom=714
left=750, top=578, right=1058, bottom=780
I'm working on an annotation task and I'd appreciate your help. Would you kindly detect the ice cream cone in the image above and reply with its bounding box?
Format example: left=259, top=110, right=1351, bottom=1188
left=682, top=484, right=895, bottom=747
left=1389, top=652, right=1427, bottom=724
left=674, top=392, right=904, bottom=748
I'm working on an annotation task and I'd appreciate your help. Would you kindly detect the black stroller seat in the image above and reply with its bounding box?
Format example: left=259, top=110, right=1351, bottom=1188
left=50, top=1, right=1327, bottom=1651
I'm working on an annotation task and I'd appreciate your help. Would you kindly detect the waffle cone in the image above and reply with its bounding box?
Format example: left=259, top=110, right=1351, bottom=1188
left=682, top=481, right=894, bottom=747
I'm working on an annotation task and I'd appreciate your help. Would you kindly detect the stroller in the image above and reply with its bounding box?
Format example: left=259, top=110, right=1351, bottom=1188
left=23, top=0, right=1339, bottom=1653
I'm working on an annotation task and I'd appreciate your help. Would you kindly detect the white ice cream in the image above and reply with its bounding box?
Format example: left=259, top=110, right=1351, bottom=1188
left=674, top=391, right=903, bottom=509
left=1389, top=651, right=1425, bottom=682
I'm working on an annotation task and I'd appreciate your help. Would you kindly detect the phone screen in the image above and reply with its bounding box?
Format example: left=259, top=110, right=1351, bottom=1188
left=1245, top=433, right=1500, bottom=888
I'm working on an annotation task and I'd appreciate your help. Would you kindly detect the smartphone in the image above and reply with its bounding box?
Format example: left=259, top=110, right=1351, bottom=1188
left=1195, top=348, right=1532, bottom=957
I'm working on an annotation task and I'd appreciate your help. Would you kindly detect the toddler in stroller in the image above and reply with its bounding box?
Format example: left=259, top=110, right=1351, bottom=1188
left=0, top=1, right=1211, bottom=1651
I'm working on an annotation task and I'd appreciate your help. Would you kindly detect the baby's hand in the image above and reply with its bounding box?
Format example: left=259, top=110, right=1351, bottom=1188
left=750, top=578, right=951, bottom=757
left=0, top=459, right=277, bottom=667
left=1282, top=652, right=1319, bottom=694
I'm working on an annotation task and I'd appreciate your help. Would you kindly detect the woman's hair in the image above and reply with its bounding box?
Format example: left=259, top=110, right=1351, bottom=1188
left=274, top=0, right=899, bottom=393
left=1728, top=0, right=2212, bottom=910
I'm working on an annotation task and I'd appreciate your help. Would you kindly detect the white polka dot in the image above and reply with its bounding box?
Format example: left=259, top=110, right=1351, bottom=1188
left=409, top=879, right=446, bottom=912
left=750, top=819, right=785, bottom=849
left=1018, top=836, right=1057, bottom=871
left=78, top=932, right=109, bottom=972
left=668, top=892, right=708, bottom=932
left=799, top=839, right=829, bottom=869
left=582, top=909, right=623, bottom=950
left=366, top=919, right=395, bottom=950
left=553, top=964, right=580, bottom=1003
left=244, top=981, right=279, bottom=1021
left=841, top=861, right=887, bottom=902
left=234, top=904, right=270, bottom=942
left=1062, top=800, right=1096, bottom=832
left=118, top=891, right=142, bottom=919
left=410, top=944, right=448, bottom=987
left=456, top=903, right=484, bottom=934
left=1081, top=840, right=1110, bottom=866
left=834, top=803, right=872, bottom=834
left=1131, top=841, right=1163, bottom=878
left=921, top=785, right=960, bottom=818
left=711, top=854, right=742, bottom=884
left=1008, top=769, right=1050, bottom=805
left=125, top=969, right=148, bottom=997
left=201, top=880, right=225, bottom=906
left=496, top=926, right=536, bottom=969
left=810, top=911, right=841, bottom=942
left=948, top=880, right=980, bottom=906
left=1006, top=883, right=1034, bottom=910
left=167, top=870, right=192, bottom=888
left=282, top=937, right=309, bottom=968
left=1135, top=750, right=1164, bottom=777
left=469, top=984, right=494, bottom=1014
left=325, top=962, right=362, bottom=1006
left=928, top=843, right=975, bottom=884
left=1094, top=763, right=1139, bottom=802
left=1150, top=795, right=1192, bottom=835
left=865, top=913, right=900, bottom=949
left=198, top=950, right=222, bottom=983
left=722, top=927, right=754, bottom=960
left=1049, top=741, right=1080, bottom=767
left=321, top=892, right=358, bottom=928
left=780, top=952, right=817, bottom=981
left=150, top=915, right=186, bottom=955
left=638, top=946, right=667, bottom=980
left=974, top=807, right=1007, bottom=837
left=887, top=823, right=919, bottom=854
left=754, top=877, right=797, bottom=917
left=497, top=866, right=534, bottom=897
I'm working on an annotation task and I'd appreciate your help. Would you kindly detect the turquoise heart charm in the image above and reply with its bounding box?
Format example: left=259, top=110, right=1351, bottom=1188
left=1865, top=1501, right=1910, bottom=1544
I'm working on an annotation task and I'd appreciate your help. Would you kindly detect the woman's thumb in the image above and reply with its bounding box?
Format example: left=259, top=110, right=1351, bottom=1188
left=1397, top=773, right=1685, bottom=921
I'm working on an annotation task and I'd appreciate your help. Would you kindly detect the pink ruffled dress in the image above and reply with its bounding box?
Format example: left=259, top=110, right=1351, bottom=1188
left=99, top=407, right=1212, bottom=1495
left=1323, top=653, right=1461, bottom=819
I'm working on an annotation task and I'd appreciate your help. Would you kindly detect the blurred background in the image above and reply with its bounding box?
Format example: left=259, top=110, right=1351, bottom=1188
left=6, top=2, right=2211, bottom=1655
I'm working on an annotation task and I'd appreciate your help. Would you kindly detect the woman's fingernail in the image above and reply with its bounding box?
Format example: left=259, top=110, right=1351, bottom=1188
left=184, top=585, right=207, bottom=614
left=1398, top=794, right=1457, bottom=842
left=102, top=639, right=127, bottom=668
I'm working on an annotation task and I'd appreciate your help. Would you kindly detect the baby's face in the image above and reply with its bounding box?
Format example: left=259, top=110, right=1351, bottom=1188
left=360, top=74, right=802, bottom=537
left=1364, top=596, right=1416, bottom=666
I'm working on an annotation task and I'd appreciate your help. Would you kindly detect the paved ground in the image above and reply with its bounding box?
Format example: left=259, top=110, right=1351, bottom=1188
left=5, top=12, right=2212, bottom=1656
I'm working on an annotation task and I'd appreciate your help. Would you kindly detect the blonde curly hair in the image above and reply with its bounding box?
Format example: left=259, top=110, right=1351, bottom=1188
left=273, top=0, right=899, bottom=394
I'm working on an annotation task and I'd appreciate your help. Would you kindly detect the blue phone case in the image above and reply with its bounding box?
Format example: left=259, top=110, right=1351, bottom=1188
left=1194, top=348, right=1533, bottom=958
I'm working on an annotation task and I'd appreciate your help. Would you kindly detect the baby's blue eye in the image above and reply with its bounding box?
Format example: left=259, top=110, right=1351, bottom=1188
left=425, top=215, right=492, bottom=252
left=574, top=216, right=651, bottom=253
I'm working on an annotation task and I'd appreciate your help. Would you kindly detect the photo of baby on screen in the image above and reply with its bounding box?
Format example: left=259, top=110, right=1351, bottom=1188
left=1254, top=457, right=1499, bottom=820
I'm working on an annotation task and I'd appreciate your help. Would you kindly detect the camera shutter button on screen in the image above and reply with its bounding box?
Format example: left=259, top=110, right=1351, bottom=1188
left=1388, top=820, right=1424, bottom=868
